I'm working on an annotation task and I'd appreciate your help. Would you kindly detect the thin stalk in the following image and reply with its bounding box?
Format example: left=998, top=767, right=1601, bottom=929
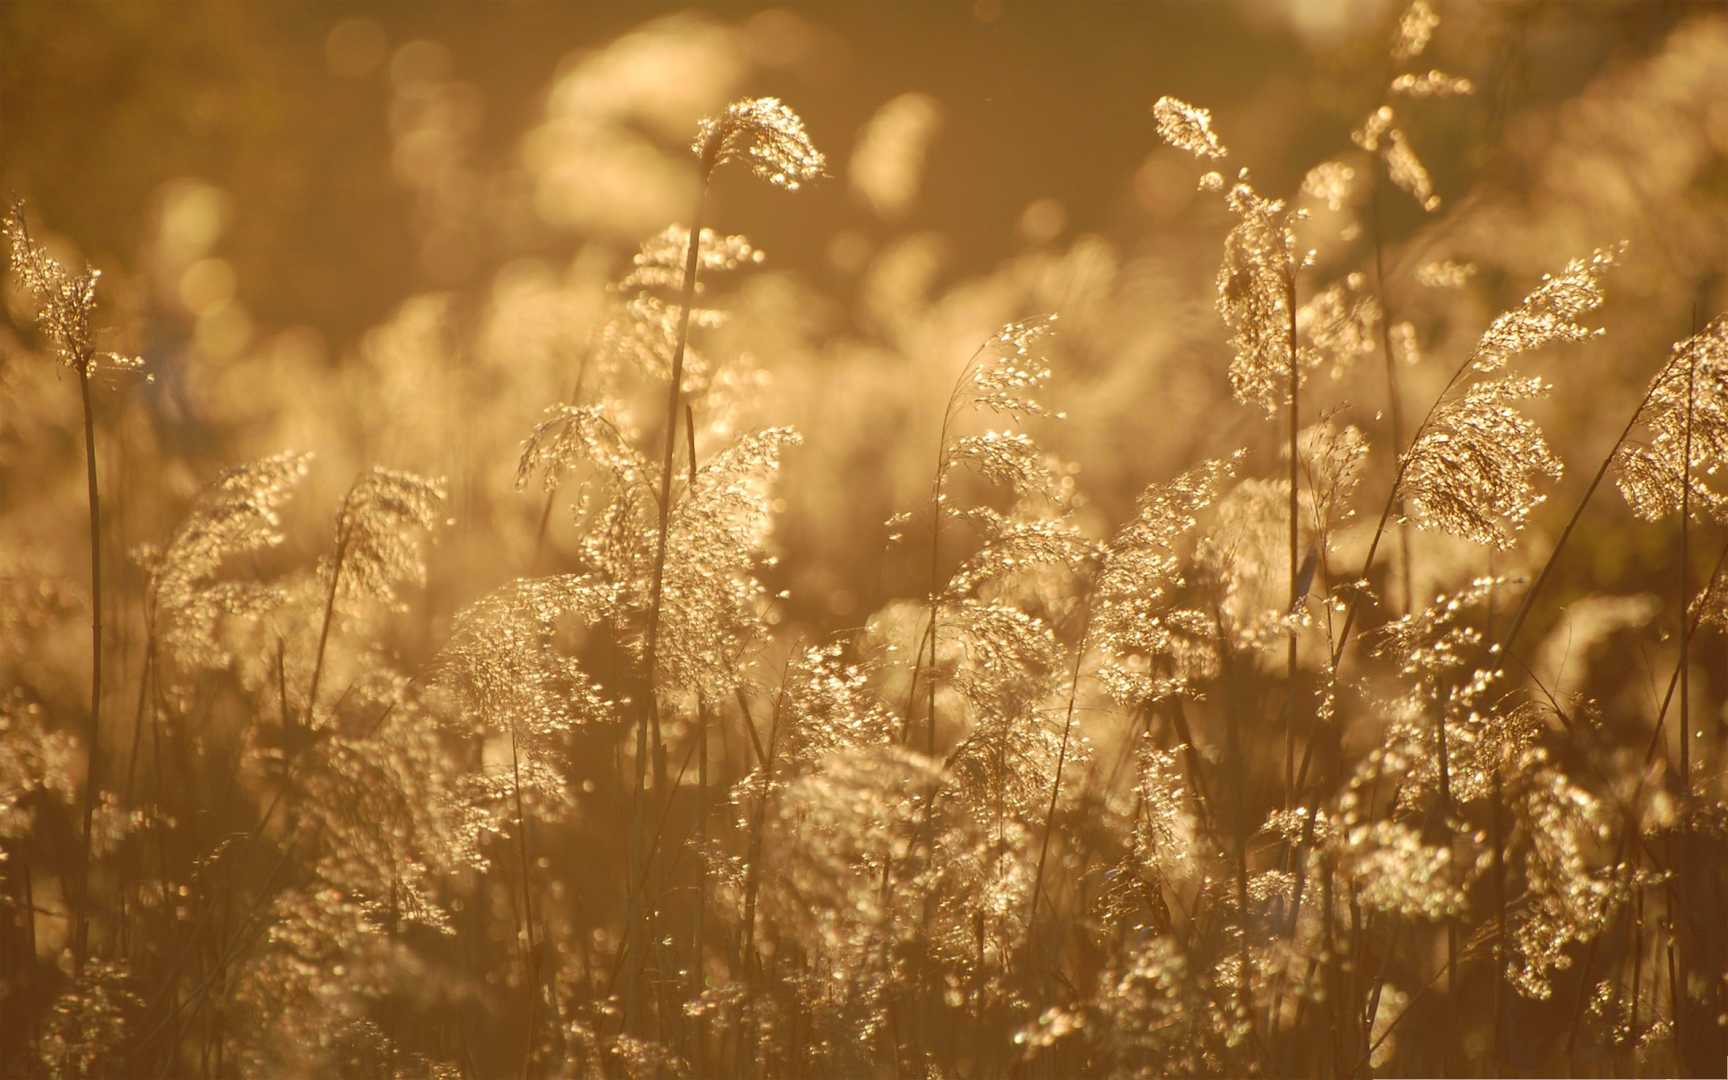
left=687, top=408, right=709, bottom=1078
left=1435, top=683, right=1457, bottom=1079
left=1321, top=864, right=1342, bottom=1077
left=1329, top=349, right=1472, bottom=669
left=1345, top=947, right=1455, bottom=1078
left=923, top=414, right=953, bottom=756
left=631, top=187, right=707, bottom=1021
left=740, top=662, right=791, bottom=966
left=1498, top=347, right=1681, bottom=657
left=1372, top=171, right=1414, bottom=618
left=691, top=692, right=711, bottom=1078
left=904, top=342, right=986, bottom=752
left=1285, top=271, right=1301, bottom=811
left=1490, top=764, right=1507, bottom=1076
left=123, top=635, right=156, bottom=809
left=1630, top=889, right=1644, bottom=1070
left=601, top=736, right=704, bottom=1002
left=532, top=349, right=593, bottom=570
left=509, top=718, right=539, bottom=1080
left=1027, top=618, right=1087, bottom=954
left=1679, top=344, right=1695, bottom=795
left=1214, top=605, right=1253, bottom=1021
left=1672, top=335, right=1695, bottom=1064
left=72, top=366, right=103, bottom=975
left=643, top=192, right=705, bottom=799
left=305, top=504, right=354, bottom=724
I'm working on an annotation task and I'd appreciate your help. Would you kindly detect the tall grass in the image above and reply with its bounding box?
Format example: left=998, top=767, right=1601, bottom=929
left=2, top=5, right=1728, bottom=1078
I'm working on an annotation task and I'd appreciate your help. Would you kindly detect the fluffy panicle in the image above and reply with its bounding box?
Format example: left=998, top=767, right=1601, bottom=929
left=0, top=689, right=79, bottom=842
left=1455, top=699, right=1553, bottom=802
left=430, top=574, right=621, bottom=753
left=1095, top=454, right=1239, bottom=706
left=1216, top=178, right=1305, bottom=413
left=231, top=885, right=424, bottom=1075
left=1341, top=819, right=1466, bottom=920
left=925, top=317, right=1081, bottom=600
left=1299, top=273, right=1381, bottom=379
left=1391, top=70, right=1475, bottom=97
left=1198, top=477, right=1321, bottom=638
left=654, top=427, right=801, bottom=691
left=3, top=203, right=143, bottom=378
left=945, top=599, right=1062, bottom=727
left=946, top=507, right=1100, bottom=599
left=516, top=403, right=651, bottom=507
left=747, top=745, right=945, bottom=1047
left=38, top=960, right=140, bottom=1078
left=762, top=644, right=898, bottom=778
left=148, top=451, right=313, bottom=674
left=569, top=227, right=764, bottom=410
left=1383, top=128, right=1440, bottom=211
left=1301, top=161, right=1356, bottom=212
left=291, top=718, right=491, bottom=935
left=1353, top=108, right=1443, bottom=211
left=1471, top=246, right=1620, bottom=373
left=948, top=430, right=1056, bottom=500
left=1615, top=315, right=1728, bottom=521
left=1398, top=377, right=1563, bottom=548
left=1043, top=935, right=1246, bottom=1076
left=1152, top=96, right=1229, bottom=160
left=327, top=466, right=448, bottom=609
left=1393, top=0, right=1440, bottom=60
left=1417, top=260, right=1477, bottom=290
left=1371, top=574, right=1507, bottom=688
left=693, top=97, right=827, bottom=190
left=1501, top=751, right=1618, bottom=999
left=620, top=225, right=764, bottom=296
left=972, top=315, right=1060, bottom=420
left=1096, top=740, right=1198, bottom=933
left=1298, top=417, right=1370, bottom=539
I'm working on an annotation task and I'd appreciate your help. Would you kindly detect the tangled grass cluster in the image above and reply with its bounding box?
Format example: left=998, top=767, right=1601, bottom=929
left=2, top=5, right=1727, bottom=1078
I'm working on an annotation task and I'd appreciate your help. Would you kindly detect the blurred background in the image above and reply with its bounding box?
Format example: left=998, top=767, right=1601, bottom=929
left=4, top=0, right=1728, bottom=638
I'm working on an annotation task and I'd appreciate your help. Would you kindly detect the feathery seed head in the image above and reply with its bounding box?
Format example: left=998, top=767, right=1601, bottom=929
left=151, top=451, right=314, bottom=674
left=1615, top=315, right=1728, bottom=521
left=1392, top=0, right=1440, bottom=61
left=4, top=202, right=143, bottom=378
left=693, top=97, right=827, bottom=190
left=328, top=466, right=448, bottom=609
left=1152, top=96, right=1229, bottom=160
left=1471, top=245, right=1621, bottom=373
left=1216, top=179, right=1303, bottom=414
left=1399, top=376, right=1563, bottom=548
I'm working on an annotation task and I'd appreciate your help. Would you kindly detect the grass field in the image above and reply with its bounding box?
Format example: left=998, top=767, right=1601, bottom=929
left=3, top=2, right=1728, bottom=1076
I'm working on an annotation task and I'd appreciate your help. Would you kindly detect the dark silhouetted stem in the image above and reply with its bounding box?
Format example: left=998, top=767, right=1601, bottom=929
left=73, top=366, right=103, bottom=975
left=1028, top=619, right=1087, bottom=949
left=630, top=187, right=706, bottom=1023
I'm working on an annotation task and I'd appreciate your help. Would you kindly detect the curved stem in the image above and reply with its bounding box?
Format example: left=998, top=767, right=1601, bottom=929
left=509, top=719, right=539, bottom=1080
left=73, top=366, right=103, bottom=975
left=1285, top=271, right=1301, bottom=809
left=630, top=190, right=707, bottom=1020
left=1027, top=618, right=1087, bottom=949
left=1330, top=349, right=1474, bottom=668
left=531, top=350, right=593, bottom=571
left=904, top=344, right=985, bottom=753
left=305, top=521, right=349, bottom=726
left=1372, top=176, right=1413, bottom=617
